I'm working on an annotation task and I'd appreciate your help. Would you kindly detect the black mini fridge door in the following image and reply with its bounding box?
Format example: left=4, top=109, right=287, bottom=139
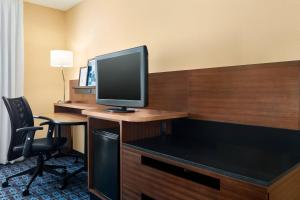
left=93, top=130, right=120, bottom=200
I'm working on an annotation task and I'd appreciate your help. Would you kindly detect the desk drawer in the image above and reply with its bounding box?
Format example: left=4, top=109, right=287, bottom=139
left=122, top=146, right=267, bottom=200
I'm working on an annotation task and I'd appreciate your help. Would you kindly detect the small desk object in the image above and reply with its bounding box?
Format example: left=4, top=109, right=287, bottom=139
left=39, top=112, right=88, bottom=189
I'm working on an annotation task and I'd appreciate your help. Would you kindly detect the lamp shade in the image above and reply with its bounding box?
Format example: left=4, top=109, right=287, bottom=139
left=50, top=50, right=73, bottom=67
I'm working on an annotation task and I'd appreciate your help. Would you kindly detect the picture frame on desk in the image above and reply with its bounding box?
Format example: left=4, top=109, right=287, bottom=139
left=79, top=66, right=88, bottom=86
left=87, top=58, right=96, bottom=86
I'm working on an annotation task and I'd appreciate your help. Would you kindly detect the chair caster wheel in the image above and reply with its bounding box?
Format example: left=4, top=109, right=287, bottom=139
left=59, top=180, right=67, bottom=190
left=59, top=185, right=66, bottom=190
left=74, top=158, right=79, bottom=163
left=2, top=181, right=9, bottom=188
left=22, top=189, right=30, bottom=196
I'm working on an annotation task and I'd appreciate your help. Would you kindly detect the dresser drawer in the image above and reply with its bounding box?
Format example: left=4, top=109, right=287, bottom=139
left=122, top=146, right=267, bottom=200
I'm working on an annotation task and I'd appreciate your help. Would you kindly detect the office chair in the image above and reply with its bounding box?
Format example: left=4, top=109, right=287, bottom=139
left=1, top=96, right=67, bottom=196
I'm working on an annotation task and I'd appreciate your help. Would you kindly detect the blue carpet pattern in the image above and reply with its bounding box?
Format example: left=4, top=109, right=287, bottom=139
left=0, top=157, right=89, bottom=200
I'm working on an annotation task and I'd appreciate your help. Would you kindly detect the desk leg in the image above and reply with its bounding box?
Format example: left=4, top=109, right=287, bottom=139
left=57, top=124, right=61, bottom=137
left=59, top=124, right=87, bottom=190
left=55, top=125, right=62, bottom=157
left=84, top=124, right=88, bottom=170
left=160, top=121, right=167, bottom=136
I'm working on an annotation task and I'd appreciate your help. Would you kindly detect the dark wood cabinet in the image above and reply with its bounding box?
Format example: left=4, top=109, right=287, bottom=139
left=122, top=147, right=267, bottom=200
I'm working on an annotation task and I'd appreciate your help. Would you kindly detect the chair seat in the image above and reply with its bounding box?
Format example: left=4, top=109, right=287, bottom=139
left=13, top=137, right=67, bottom=155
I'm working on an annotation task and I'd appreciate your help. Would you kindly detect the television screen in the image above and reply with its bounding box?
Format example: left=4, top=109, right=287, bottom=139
left=97, top=53, right=141, bottom=100
left=96, top=46, right=148, bottom=111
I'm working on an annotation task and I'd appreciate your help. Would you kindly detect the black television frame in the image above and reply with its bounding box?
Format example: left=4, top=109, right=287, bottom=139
left=95, top=45, right=148, bottom=112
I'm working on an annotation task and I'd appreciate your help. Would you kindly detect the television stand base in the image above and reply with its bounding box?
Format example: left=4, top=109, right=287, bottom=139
left=107, top=107, right=135, bottom=113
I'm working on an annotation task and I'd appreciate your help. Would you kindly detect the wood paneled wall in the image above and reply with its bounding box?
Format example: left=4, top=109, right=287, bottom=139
left=148, top=61, right=300, bottom=130
left=148, top=71, right=188, bottom=112
left=70, top=60, right=300, bottom=130
left=69, top=80, right=96, bottom=104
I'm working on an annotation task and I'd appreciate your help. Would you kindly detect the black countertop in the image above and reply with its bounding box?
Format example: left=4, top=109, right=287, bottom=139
left=125, top=134, right=300, bottom=186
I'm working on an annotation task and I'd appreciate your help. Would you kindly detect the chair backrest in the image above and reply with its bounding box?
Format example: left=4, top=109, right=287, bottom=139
left=2, top=96, right=34, bottom=161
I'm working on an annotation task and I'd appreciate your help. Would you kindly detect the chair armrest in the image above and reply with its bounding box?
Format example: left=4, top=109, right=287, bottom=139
left=40, top=121, right=51, bottom=126
left=34, top=115, right=54, bottom=126
left=16, top=126, right=43, bottom=133
left=16, top=126, right=43, bottom=157
left=34, top=115, right=56, bottom=139
left=34, top=115, right=52, bottom=121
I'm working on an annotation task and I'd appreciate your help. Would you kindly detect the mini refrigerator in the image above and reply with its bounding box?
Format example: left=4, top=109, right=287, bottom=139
left=93, top=129, right=120, bottom=200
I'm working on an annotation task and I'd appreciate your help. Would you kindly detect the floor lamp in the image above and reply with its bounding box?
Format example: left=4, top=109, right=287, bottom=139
left=50, top=50, right=73, bottom=103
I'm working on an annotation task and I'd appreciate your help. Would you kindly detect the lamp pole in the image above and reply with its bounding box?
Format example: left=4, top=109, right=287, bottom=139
left=61, top=66, right=66, bottom=103
left=50, top=50, right=73, bottom=104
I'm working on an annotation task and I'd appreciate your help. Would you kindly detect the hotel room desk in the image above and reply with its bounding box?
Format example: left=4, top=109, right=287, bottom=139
left=60, top=61, right=300, bottom=199
left=53, top=102, right=300, bottom=200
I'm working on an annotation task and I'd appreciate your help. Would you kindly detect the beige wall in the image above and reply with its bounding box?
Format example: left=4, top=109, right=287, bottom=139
left=65, top=0, right=300, bottom=77
left=24, top=3, right=66, bottom=137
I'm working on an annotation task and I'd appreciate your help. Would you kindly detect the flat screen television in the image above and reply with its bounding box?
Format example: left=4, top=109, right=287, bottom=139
left=96, top=45, right=148, bottom=113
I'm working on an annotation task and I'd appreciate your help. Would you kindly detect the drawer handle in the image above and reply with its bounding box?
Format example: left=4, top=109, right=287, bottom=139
left=141, top=156, right=220, bottom=190
left=141, top=193, right=155, bottom=200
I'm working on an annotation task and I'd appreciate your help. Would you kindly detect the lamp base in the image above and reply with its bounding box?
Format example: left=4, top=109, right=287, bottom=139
left=57, top=100, right=67, bottom=104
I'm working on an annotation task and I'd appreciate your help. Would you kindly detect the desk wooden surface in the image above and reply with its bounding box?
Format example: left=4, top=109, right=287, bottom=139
left=55, top=103, right=187, bottom=122
left=54, top=102, right=101, bottom=111
left=82, top=108, right=188, bottom=122
left=38, top=112, right=87, bottom=124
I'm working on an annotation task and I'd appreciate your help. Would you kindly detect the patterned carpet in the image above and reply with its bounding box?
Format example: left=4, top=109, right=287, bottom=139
left=0, top=156, right=89, bottom=200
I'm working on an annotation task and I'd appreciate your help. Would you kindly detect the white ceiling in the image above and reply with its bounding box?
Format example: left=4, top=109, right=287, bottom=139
left=24, top=0, right=82, bottom=11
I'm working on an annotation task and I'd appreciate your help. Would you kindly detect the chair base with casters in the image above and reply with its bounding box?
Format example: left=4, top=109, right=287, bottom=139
left=2, top=153, right=67, bottom=196
left=1, top=136, right=68, bottom=196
